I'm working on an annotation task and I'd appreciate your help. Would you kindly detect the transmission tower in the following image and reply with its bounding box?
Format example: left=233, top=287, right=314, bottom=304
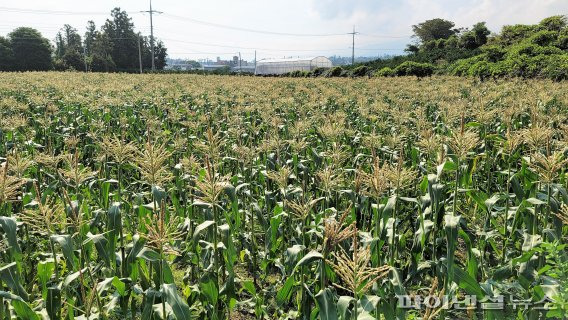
left=141, top=0, right=162, bottom=71
left=348, top=26, right=359, bottom=65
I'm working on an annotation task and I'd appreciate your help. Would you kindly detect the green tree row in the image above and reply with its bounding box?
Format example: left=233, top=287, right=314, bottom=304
left=360, top=15, right=568, bottom=80
left=0, top=8, right=167, bottom=72
left=449, top=16, right=568, bottom=80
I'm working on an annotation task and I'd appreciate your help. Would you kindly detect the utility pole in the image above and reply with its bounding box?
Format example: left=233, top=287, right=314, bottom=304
left=349, top=26, right=359, bottom=65
left=254, top=50, right=257, bottom=75
left=239, top=52, right=242, bottom=73
left=141, top=0, right=162, bottom=71
left=138, top=33, right=143, bottom=74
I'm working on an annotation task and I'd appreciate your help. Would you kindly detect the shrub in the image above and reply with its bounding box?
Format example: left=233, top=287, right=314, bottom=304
left=539, top=54, right=568, bottom=81
left=468, top=61, right=493, bottom=80
left=375, top=67, right=395, bottom=77
left=284, top=70, right=310, bottom=77
left=350, top=65, right=369, bottom=77
left=481, top=45, right=506, bottom=62
left=527, top=30, right=558, bottom=47
left=556, top=34, right=568, bottom=50
left=449, top=56, right=481, bottom=76
left=310, top=67, right=326, bottom=77
left=325, top=66, right=344, bottom=77
left=491, top=60, right=514, bottom=78
left=507, top=43, right=563, bottom=58
left=394, top=61, right=434, bottom=77
left=538, top=15, right=567, bottom=32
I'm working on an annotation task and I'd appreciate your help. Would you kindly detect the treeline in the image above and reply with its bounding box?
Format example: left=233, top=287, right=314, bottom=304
left=0, top=8, right=167, bottom=72
left=366, top=15, right=568, bottom=80
left=272, top=61, right=435, bottom=78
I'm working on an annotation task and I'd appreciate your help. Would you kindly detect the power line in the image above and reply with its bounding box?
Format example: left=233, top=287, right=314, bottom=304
left=1, top=6, right=412, bottom=39
left=0, top=6, right=136, bottom=16
left=358, top=32, right=412, bottom=39
left=161, top=13, right=348, bottom=37
left=162, top=37, right=402, bottom=52
left=1, top=5, right=408, bottom=59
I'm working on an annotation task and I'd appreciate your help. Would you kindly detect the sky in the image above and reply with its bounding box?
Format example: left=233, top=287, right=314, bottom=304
left=0, top=0, right=567, bottom=61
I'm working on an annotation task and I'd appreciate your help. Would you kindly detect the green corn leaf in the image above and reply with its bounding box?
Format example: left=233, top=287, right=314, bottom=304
left=315, top=288, right=338, bottom=320
left=359, top=295, right=380, bottom=313
left=522, top=233, right=542, bottom=251
left=285, top=244, right=304, bottom=271
left=199, top=274, right=218, bottom=306
left=276, top=274, right=295, bottom=306
left=47, top=286, right=61, bottom=320
left=112, top=277, right=127, bottom=296
left=137, top=248, right=160, bottom=262
left=295, top=251, right=323, bottom=269
left=126, top=234, right=146, bottom=277
left=141, top=288, right=161, bottom=320
left=37, top=260, right=54, bottom=300
left=107, top=202, right=122, bottom=265
left=51, top=234, right=76, bottom=270
left=451, top=266, right=485, bottom=299
left=0, top=291, right=38, bottom=319
left=151, top=185, right=168, bottom=204
left=96, top=277, right=116, bottom=294
left=241, top=280, right=256, bottom=296
left=0, top=262, right=28, bottom=301
left=337, top=296, right=355, bottom=320
left=85, top=233, right=111, bottom=267
left=388, top=268, right=406, bottom=296
left=63, top=267, right=89, bottom=287
left=162, top=283, right=191, bottom=320
left=0, top=217, right=21, bottom=254
left=193, top=220, right=215, bottom=241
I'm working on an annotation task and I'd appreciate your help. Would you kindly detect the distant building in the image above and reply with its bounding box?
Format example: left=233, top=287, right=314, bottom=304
left=165, top=63, right=199, bottom=71
left=202, top=65, right=231, bottom=72
left=231, top=65, right=256, bottom=74
left=255, top=56, right=332, bottom=75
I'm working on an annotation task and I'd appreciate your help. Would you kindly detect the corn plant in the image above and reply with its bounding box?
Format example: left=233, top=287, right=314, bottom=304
left=0, top=73, right=565, bottom=319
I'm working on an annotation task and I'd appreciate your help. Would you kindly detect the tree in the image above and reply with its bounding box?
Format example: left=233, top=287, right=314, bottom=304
left=55, top=33, right=65, bottom=59
left=154, top=40, right=168, bottom=70
left=140, top=36, right=168, bottom=71
left=102, top=8, right=138, bottom=71
left=405, top=44, right=420, bottom=53
left=0, top=36, right=14, bottom=71
left=539, top=15, right=567, bottom=32
left=54, top=25, right=85, bottom=70
left=64, top=25, right=83, bottom=49
left=84, top=21, right=97, bottom=56
left=90, top=32, right=115, bottom=72
left=471, top=22, right=491, bottom=47
left=459, top=22, right=490, bottom=50
left=412, top=18, right=457, bottom=43
left=497, top=24, right=536, bottom=46
left=9, top=27, right=52, bottom=71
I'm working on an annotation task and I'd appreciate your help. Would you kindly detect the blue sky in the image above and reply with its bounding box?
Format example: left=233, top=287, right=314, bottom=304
left=0, top=0, right=566, bottom=61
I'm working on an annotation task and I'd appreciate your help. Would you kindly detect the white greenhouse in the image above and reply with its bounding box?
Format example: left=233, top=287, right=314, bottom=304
left=255, top=56, right=332, bottom=75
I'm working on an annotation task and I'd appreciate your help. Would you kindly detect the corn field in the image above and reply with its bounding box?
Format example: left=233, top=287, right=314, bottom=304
left=0, top=73, right=567, bottom=319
